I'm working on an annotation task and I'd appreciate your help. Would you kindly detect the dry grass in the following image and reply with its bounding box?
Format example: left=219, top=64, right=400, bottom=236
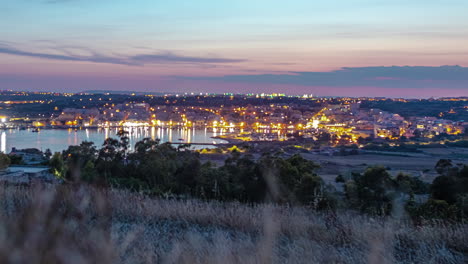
left=0, top=183, right=466, bottom=264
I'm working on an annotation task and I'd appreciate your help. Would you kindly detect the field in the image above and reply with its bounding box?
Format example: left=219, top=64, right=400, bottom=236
left=305, top=147, right=468, bottom=184
left=200, top=146, right=468, bottom=185
left=0, top=184, right=466, bottom=264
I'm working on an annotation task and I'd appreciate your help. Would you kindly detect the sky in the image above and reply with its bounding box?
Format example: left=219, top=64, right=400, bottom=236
left=0, top=0, right=467, bottom=98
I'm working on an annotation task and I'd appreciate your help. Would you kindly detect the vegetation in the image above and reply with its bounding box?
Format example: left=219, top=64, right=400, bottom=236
left=0, top=184, right=466, bottom=264
left=7, top=154, right=23, bottom=165
left=362, top=143, right=422, bottom=153
left=335, top=174, right=345, bottom=183
left=45, top=132, right=468, bottom=222
left=53, top=132, right=334, bottom=207
left=0, top=132, right=467, bottom=263
left=0, top=153, right=10, bottom=170
left=360, top=99, right=468, bottom=121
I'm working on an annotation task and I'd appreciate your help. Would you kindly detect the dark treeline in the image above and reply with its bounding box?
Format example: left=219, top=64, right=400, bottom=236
left=47, top=131, right=468, bottom=220
left=50, top=130, right=328, bottom=206
left=361, top=99, right=468, bottom=121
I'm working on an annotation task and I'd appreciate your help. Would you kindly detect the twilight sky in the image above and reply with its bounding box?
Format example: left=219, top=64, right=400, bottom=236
left=1, top=0, right=467, bottom=97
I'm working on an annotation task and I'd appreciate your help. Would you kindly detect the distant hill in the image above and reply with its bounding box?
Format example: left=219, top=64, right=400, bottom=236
left=82, top=90, right=170, bottom=96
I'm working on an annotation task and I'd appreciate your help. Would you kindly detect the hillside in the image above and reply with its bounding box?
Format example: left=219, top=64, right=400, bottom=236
left=0, top=184, right=465, bottom=264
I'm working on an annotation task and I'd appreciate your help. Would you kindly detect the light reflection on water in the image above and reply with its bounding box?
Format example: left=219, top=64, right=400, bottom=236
left=1, top=132, right=6, bottom=153
left=0, top=128, right=228, bottom=153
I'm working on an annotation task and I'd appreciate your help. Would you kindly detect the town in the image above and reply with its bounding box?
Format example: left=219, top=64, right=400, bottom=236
left=0, top=90, right=467, bottom=185
left=0, top=90, right=466, bottom=146
left=2, top=0, right=468, bottom=262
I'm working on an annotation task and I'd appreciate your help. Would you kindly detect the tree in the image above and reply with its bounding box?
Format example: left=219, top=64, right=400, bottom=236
left=173, top=151, right=201, bottom=194
left=395, top=173, right=429, bottom=195
left=8, top=154, right=23, bottom=165
left=96, top=138, right=123, bottom=184
left=435, top=159, right=456, bottom=176
left=117, top=129, right=130, bottom=158
left=63, top=141, right=98, bottom=182
left=49, top=152, right=65, bottom=178
left=335, top=174, right=345, bottom=183
left=348, top=166, right=397, bottom=215
left=195, top=162, right=228, bottom=200
left=235, top=154, right=266, bottom=202
left=257, top=153, right=321, bottom=204
left=431, top=176, right=457, bottom=203
left=220, top=153, right=266, bottom=202
left=294, top=174, right=323, bottom=204
left=134, top=137, right=160, bottom=154
left=344, top=180, right=359, bottom=208
left=431, top=164, right=468, bottom=205
left=409, top=199, right=459, bottom=220
left=0, top=153, right=11, bottom=170
left=82, top=160, right=97, bottom=182
left=44, top=148, right=52, bottom=160
left=177, top=143, right=192, bottom=152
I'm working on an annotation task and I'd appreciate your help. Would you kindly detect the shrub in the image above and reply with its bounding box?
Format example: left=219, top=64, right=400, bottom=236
left=409, top=199, right=459, bottom=220
left=335, top=174, right=345, bottom=183
left=0, top=153, right=10, bottom=170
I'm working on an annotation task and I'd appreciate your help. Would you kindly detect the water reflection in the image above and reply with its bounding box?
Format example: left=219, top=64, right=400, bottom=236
left=0, top=128, right=227, bottom=153
left=151, top=127, right=156, bottom=140
left=1, top=132, right=5, bottom=153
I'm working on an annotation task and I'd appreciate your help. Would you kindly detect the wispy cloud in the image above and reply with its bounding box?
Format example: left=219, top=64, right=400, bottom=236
left=0, top=44, right=134, bottom=65
left=130, top=52, right=245, bottom=64
left=179, top=66, right=468, bottom=89
left=0, top=44, right=245, bottom=66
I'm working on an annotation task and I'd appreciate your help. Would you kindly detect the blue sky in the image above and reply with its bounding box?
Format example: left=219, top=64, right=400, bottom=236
left=0, top=0, right=467, bottom=97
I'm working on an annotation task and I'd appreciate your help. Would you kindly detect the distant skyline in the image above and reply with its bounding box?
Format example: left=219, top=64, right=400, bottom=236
left=1, top=0, right=468, bottom=98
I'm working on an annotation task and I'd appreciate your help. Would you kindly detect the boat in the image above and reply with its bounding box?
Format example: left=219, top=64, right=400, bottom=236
left=178, top=138, right=185, bottom=141
left=32, top=128, right=40, bottom=133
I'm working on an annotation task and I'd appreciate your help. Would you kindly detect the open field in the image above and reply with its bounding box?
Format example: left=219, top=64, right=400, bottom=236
left=309, top=153, right=440, bottom=182
left=422, top=147, right=468, bottom=159
left=201, top=146, right=468, bottom=184
left=304, top=147, right=468, bottom=184
left=0, top=184, right=466, bottom=264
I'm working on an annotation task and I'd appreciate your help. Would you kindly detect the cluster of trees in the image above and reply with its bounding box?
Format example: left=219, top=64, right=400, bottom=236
left=47, top=131, right=467, bottom=220
left=408, top=159, right=468, bottom=219
left=49, top=131, right=332, bottom=206
left=360, top=99, right=468, bottom=121
left=0, top=153, right=11, bottom=170
left=339, top=160, right=467, bottom=220
left=342, top=168, right=429, bottom=215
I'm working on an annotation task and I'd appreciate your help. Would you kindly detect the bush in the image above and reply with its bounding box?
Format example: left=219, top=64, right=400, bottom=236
left=0, top=153, right=10, bottom=170
left=335, top=174, right=345, bottom=183
left=8, top=154, right=23, bottom=165
left=395, top=173, right=430, bottom=194
left=409, top=199, right=459, bottom=220
left=346, top=167, right=397, bottom=215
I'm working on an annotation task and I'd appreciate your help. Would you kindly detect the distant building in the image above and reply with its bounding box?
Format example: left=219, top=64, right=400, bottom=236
left=53, top=108, right=100, bottom=126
